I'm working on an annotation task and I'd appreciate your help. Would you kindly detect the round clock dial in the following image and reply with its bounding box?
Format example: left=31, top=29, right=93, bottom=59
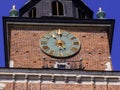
left=40, top=29, right=81, bottom=58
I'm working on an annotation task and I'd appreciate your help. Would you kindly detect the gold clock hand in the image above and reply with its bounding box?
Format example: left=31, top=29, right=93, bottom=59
left=57, top=28, right=62, bottom=40
left=57, top=28, right=61, bottom=35
left=52, top=34, right=56, bottom=39
left=52, top=34, right=59, bottom=41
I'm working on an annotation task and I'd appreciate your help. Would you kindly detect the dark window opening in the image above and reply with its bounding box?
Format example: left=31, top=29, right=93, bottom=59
left=78, top=9, right=86, bottom=19
left=57, top=64, right=66, bottom=69
left=29, top=7, right=36, bottom=18
left=52, top=1, right=64, bottom=16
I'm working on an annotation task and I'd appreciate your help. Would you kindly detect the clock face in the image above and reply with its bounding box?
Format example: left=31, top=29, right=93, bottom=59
left=40, top=29, right=81, bottom=58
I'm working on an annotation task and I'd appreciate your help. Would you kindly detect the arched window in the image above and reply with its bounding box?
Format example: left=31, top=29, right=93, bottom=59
left=29, top=7, right=36, bottom=18
left=52, top=1, right=64, bottom=16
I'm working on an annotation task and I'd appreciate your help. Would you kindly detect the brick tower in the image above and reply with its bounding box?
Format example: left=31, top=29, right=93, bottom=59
left=5, top=0, right=112, bottom=71
left=1, top=0, right=120, bottom=90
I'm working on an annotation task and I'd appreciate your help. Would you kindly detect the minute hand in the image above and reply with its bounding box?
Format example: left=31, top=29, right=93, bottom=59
left=57, top=29, right=62, bottom=40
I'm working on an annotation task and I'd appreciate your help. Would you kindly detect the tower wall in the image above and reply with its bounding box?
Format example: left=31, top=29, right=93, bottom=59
left=9, top=24, right=111, bottom=70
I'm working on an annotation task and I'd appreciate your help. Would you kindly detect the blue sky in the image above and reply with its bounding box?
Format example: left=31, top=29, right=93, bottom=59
left=0, top=0, right=120, bottom=70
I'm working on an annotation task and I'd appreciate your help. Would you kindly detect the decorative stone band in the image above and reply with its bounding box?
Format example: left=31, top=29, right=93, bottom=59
left=0, top=69, right=120, bottom=85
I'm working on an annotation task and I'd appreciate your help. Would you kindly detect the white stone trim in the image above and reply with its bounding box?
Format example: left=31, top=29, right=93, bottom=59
left=54, top=81, right=65, bottom=84
left=9, top=60, right=14, bottom=68
left=42, top=81, right=53, bottom=84
left=108, top=82, right=120, bottom=85
left=105, top=62, right=112, bottom=71
left=0, top=83, right=6, bottom=89
left=81, top=82, right=93, bottom=84
left=95, top=82, right=107, bottom=85
left=28, top=81, right=41, bottom=83
left=0, top=71, right=120, bottom=85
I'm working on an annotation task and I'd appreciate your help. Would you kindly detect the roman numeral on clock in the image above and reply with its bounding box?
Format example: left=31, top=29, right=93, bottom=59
left=71, top=37, right=76, bottom=40
left=48, top=50, right=54, bottom=55
left=41, top=41, right=47, bottom=45
left=71, top=47, right=78, bottom=52
left=73, top=42, right=79, bottom=45
left=42, top=46, right=50, bottom=51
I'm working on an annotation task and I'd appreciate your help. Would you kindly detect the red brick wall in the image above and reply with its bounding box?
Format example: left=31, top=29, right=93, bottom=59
left=9, top=25, right=111, bottom=70
left=3, top=82, right=120, bottom=90
left=96, top=85, right=108, bottom=90
left=108, top=85, right=120, bottom=90
left=3, top=83, right=13, bottom=90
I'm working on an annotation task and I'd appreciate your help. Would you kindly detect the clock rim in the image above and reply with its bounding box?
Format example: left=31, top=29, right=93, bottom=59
left=40, top=29, right=81, bottom=58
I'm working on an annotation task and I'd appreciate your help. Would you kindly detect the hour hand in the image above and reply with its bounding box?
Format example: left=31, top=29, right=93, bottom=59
left=52, top=34, right=57, bottom=40
left=52, top=34, right=56, bottom=38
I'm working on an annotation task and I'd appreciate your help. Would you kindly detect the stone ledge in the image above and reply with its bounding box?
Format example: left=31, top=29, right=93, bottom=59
left=0, top=68, right=120, bottom=85
left=0, top=68, right=120, bottom=76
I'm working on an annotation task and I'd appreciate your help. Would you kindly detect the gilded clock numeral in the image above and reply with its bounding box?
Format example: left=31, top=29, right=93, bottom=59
left=60, top=50, right=64, bottom=56
left=66, top=51, right=70, bottom=56
left=41, top=41, right=47, bottom=45
left=67, top=33, right=74, bottom=38
left=42, top=46, right=50, bottom=51
left=58, top=51, right=63, bottom=57
left=60, top=53, right=63, bottom=57
left=44, top=33, right=51, bottom=39
left=73, top=42, right=79, bottom=45
left=48, top=50, right=54, bottom=55
left=50, top=31, right=57, bottom=36
left=41, top=37, right=48, bottom=41
left=71, top=47, right=78, bottom=52
left=71, top=37, right=76, bottom=40
left=55, top=51, right=59, bottom=57
left=62, top=31, right=69, bottom=36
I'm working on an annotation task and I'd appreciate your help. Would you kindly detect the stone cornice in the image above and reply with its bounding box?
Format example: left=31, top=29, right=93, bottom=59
left=0, top=68, right=120, bottom=76
left=0, top=68, right=120, bottom=85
